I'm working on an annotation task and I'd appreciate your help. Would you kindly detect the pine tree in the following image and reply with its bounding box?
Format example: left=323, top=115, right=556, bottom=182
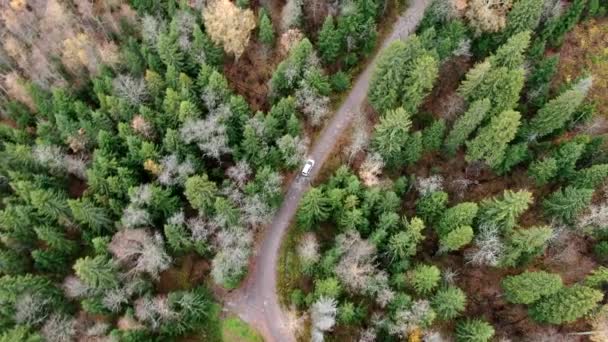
left=528, top=157, right=558, bottom=185
left=432, top=286, right=467, bottom=320
left=30, top=189, right=70, bottom=222
left=73, top=255, right=119, bottom=289
left=401, top=54, right=439, bottom=114
left=572, top=164, right=608, bottom=189
left=0, top=249, right=27, bottom=275
left=297, top=188, right=331, bottom=229
left=416, top=191, right=448, bottom=225
left=258, top=8, right=275, bottom=46
left=439, top=225, right=474, bottom=252
left=317, top=16, right=342, bottom=64
left=530, top=285, right=603, bottom=324
left=466, top=110, right=521, bottom=168
left=500, top=226, right=552, bottom=267
left=68, top=199, right=113, bottom=234
left=524, top=77, right=591, bottom=139
left=502, top=0, right=544, bottom=39
left=388, top=217, right=425, bottom=261
left=444, top=98, right=491, bottom=155
left=478, top=190, right=533, bottom=232
left=543, top=186, right=594, bottom=223
left=455, top=318, right=495, bottom=342
left=422, top=119, right=446, bottom=153
left=437, top=202, right=478, bottom=237
left=372, top=107, right=412, bottom=168
left=409, top=264, right=441, bottom=295
left=502, top=271, right=563, bottom=304
left=490, top=31, right=532, bottom=70
left=314, top=277, right=342, bottom=299
left=184, top=175, right=218, bottom=213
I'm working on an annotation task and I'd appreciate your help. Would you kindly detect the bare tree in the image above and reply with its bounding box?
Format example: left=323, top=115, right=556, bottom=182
left=41, top=314, right=77, bottom=342
left=180, top=113, right=232, bottom=160
left=226, top=160, right=252, bottom=188
left=62, top=275, right=92, bottom=299
left=113, top=75, right=148, bottom=105
left=158, top=154, right=195, bottom=186
left=295, top=82, right=330, bottom=127
left=109, top=229, right=172, bottom=279
left=416, top=175, right=444, bottom=196
left=347, top=114, right=370, bottom=163
left=203, top=0, right=256, bottom=58
left=297, top=233, right=320, bottom=266
left=14, top=293, right=51, bottom=325
left=134, top=295, right=176, bottom=330
left=465, top=0, right=513, bottom=35
left=281, top=0, right=303, bottom=31
left=310, top=297, right=337, bottom=342
left=334, top=230, right=379, bottom=294
left=359, top=153, right=385, bottom=187
left=465, top=223, right=504, bottom=266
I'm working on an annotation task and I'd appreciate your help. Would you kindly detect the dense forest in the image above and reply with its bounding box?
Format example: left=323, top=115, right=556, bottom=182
left=0, top=0, right=606, bottom=341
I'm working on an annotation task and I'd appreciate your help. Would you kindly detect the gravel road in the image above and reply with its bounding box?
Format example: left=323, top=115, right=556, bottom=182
left=224, top=1, right=431, bottom=340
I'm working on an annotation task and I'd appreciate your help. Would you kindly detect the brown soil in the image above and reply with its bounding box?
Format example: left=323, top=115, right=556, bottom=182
left=421, top=56, right=472, bottom=121
left=157, top=253, right=210, bottom=293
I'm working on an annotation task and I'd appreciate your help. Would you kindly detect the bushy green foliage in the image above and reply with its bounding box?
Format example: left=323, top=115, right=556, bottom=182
left=455, top=318, right=495, bottom=342
left=297, top=188, right=331, bottom=229
left=500, top=226, right=553, bottom=267
left=530, top=285, right=603, bottom=324
left=444, top=99, right=491, bottom=155
left=477, top=190, right=533, bottom=232
left=528, top=158, right=558, bottom=185
left=416, top=191, right=448, bottom=225
left=584, top=267, right=608, bottom=289
left=184, top=175, right=218, bottom=213
left=543, top=186, right=594, bottom=223
left=437, top=202, right=478, bottom=237
left=502, top=271, right=563, bottom=304
left=466, top=110, right=521, bottom=169
left=409, top=264, right=441, bottom=295
left=258, top=8, right=275, bottom=45
left=431, top=286, right=467, bottom=320
left=572, top=164, right=608, bottom=189
left=439, top=225, right=474, bottom=252
left=372, top=107, right=413, bottom=168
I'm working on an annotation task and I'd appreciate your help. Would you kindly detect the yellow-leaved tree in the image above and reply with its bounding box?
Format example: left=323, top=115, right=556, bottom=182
left=203, top=0, right=256, bottom=59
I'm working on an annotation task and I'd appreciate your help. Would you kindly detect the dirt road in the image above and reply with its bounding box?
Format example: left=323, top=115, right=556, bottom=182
left=224, top=1, right=431, bottom=340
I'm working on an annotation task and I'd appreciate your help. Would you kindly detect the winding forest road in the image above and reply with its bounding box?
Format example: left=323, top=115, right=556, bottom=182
left=224, top=1, right=431, bottom=340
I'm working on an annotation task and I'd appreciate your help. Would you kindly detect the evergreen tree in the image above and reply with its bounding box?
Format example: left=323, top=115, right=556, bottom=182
left=314, top=277, right=342, bottom=299
left=372, top=107, right=412, bottom=168
left=184, top=175, right=218, bottom=213
left=368, top=36, right=438, bottom=114
left=524, top=77, right=591, bottom=139
left=29, top=189, right=70, bottom=222
left=421, top=119, right=446, bottom=153
left=455, top=319, right=495, bottom=342
left=490, top=31, right=532, bottom=70
left=437, top=202, right=478, bottom=237
left=572, top=164, right=608, bottom=189
left=529, top=285, right=603, bottom=324
left=466, top=110, right=521, bottom=169
left=409, top=264, right=441, bottom=295
left=317, top=16, right=342, bottom=64
left=439, top=225, right=474, bottom=252
left=500, top=226, right=552, bottom=267
left=543, top=186, right=594, bottom=223
left=258, top=8, right=275, bottom=46
left=502, top=271, right=563, bottom=304
left=297, top=188, right=331, bottom=229
left=73, top=255, right=119, bottom=289
left=0, top=249, right=28, bottom=275
left=388, top=217, right=425, bottom=261
left=528, top=157, right=558, bottom=185
left=502, top=0, right=544, bottom=39
left=432, top=286, right=467, bottom=320
left=416, top=191, right=448, bottom=225
left=68, top=199, right=113, bottom=234
left=444, top=99, right=491, bottom=155
left=477, top=190, right=533, bottom=232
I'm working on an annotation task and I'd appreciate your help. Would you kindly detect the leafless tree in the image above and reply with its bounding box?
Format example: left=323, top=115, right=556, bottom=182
left=180, top=113, right=232, bottom=160
left=113, top=75, right=148, bottom=105
left=281, top=0, right=303, bottom=31
left=466, top=223, right=504, bottom=266
left=134, top=295, right=176, bottom=330
left=347, top=114, right=370, bottom=163
left=241, top=194, right=274, bottom=229
left=62, top=275, right=92, bottom=299
left=297, top=233, right=320, bottom=266
left=203, top=0, right=256, bottom=58
left=109, top=229, right=172, bottom=279
left=416, top=175, right=444, bottom=196
left=211, top=227, right=253, bottom=285
left=121, top=206, right=152, bottom=229
left=295, top=82, right=330, bottom=127
left=310, top=296, right=337, bottom=341
left=158, top=154, right=195, bottom=186
left=278, top=134, right=309, bottom=169
left=226, top=160, right=252, bottom=188
left=14, top=293, right=51, bottom=325
left=359, top=153, right=385, bottom=187
left=41, top=314, right=77, bottom=342
left=388, top=300, right=433, bottom=338
left=141, top=15, right=163, bottom=46
left=334, top=230, right=379, bottom=294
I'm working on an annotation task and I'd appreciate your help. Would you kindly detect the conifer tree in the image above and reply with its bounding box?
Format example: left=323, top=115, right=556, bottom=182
left=466, top=110, right=521, bottom=169
left=184, top=175, right=218, bottom=213
left=439, top=225, right=474, bottom=252
left=317, top=16, right=342, bottom=64
left=73, top=256, right=119, bottom=289
left=543, top=186, right=594, bottom=223
left=455, top=319, right=495, bottom=342
left=572, top=164, right=608, bottom=189
left=502, top=0, right=544, bottom=39
left=432, top=286, right=467, bottom=320
left=416, top=191, right=448, bottom=225
left=500, top=226, right=552, bottom=267
left=444, top=99, right=491, bottom=155
left=478, top=190, right=533, bottom=232
left=421, top=119, right=446, bottom=153
left=297, top=188, right=331, bottom=229
left=372, top=107, right=412, bottom=168
left=530, top=285, right=603, bottom=324
left=524, top=77, right=592, bottom=139
left=68, top=199, right=113, bottom=234
left=502, top=271, right=563, bottom=304
left=258, top=8, right=275, bottom=46
left=528, top=158, right=558, bottom=185
left=409, top=264, right=441, bottom=295
left=437, top=202, right=478, bottom=237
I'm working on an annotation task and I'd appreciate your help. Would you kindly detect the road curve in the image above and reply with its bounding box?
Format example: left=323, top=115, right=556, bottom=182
left=224, top=1, right=431, bottom=340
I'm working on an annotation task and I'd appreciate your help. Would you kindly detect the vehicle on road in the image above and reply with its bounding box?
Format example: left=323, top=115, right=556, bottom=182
left=301, top=159, right=315, bottom=177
